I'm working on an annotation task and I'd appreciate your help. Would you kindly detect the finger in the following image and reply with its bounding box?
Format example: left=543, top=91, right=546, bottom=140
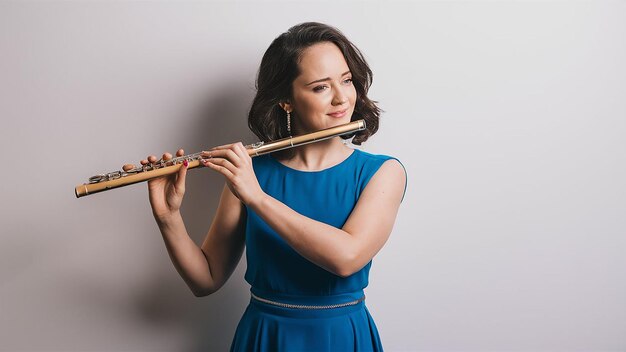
left=200, top=150, right=214, bottom=159
left=174, top=159, right=188, bottom=193
left=232, top=142, right=250, bottom=162
left=122, top=164, right=135, bottom=172
left=176, top=148, right=184, bottom=157
left=201, top=149, right=241, bottom=167
left=224, top=149, right=242, bottom=167
left=162, top=152, right=173, bottom=161
left=201, top=158, right=235, bottom=179
left=147, top=155, right=158, bottom=163
left=201, top=149, right=229, bottom=161
left=140, top=159, right=149, bottom=165
left=210, top=143, right=237, bottom=151
left=201, top=157, right=237, bottom=174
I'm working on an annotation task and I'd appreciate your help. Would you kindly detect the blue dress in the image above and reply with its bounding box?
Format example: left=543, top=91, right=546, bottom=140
left=230, top=148, right=406, bottom=352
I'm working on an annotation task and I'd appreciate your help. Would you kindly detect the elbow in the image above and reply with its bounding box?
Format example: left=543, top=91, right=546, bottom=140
left=193, top=289, right=208, bottom=298
left=193, top=287, right=215, bottom=297
left=334, top=268, right=356, bottom=279
left=192, top=284, right=218, bottom=297
left=334, top=265, right=361, bottom=278
left=331, top=252, right=363, bottom=278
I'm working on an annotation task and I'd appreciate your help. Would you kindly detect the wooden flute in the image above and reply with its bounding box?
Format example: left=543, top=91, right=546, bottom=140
left=75, top=119, right=366, bottom=198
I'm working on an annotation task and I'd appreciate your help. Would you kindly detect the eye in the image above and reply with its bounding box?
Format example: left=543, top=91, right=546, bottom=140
left=343, top=78, right=353, bottom=84
left=313, top=85, right=328, bottom=92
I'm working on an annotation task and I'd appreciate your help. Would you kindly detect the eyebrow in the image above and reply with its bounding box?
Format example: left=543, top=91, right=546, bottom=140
left=305, top=70, right=352, bottom=86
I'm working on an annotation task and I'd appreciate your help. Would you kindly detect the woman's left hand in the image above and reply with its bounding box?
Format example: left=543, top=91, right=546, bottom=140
left=200, top=142, right=265, bottom=207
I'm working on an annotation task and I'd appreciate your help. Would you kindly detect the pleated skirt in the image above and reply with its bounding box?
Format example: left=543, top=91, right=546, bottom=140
left=230, top=288, right=383, bottom=352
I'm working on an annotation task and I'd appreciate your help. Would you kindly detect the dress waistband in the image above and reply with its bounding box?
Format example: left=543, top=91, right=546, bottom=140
left=250, top=287, right=365, bottom=310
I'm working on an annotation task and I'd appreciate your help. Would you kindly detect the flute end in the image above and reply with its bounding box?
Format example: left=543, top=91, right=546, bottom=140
left=75, top=185, right=87, bottom=198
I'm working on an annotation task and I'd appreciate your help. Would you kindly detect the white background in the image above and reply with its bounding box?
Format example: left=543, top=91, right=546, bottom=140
left=1, top=1, right=624, bottom=350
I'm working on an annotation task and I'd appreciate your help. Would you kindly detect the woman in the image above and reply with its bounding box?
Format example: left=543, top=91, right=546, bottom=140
left=128, top=22, right=406, bottom=351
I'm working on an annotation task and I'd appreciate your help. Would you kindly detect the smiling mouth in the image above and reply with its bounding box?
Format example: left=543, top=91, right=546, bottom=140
left=328, top=109, right=348, bottom=116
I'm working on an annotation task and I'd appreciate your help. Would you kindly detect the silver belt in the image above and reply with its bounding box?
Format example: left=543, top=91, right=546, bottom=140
left=251, top=292, right=365, bottom=310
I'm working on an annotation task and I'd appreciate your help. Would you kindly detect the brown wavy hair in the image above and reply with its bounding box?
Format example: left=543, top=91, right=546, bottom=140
left=248, top=22, right=381, bottom=145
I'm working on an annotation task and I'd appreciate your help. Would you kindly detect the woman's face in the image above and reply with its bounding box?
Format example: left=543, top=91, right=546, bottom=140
left=282, top=41, right=357, bottom=134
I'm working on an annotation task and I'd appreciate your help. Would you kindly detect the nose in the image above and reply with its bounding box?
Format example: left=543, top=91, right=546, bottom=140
left=332, top=86, right=348, bottom=106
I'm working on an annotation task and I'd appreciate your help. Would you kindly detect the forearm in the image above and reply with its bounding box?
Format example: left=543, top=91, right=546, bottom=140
left=250, top=194, right=360, bottom=277
left=156, top=212, right=214, bottom=296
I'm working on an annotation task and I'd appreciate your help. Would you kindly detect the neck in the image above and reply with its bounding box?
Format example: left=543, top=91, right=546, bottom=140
left=274, top=137, right=353, bottom=171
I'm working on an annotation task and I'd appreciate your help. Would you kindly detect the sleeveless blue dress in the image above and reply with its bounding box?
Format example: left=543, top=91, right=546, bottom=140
left=230, top=148, right=406, bottom=352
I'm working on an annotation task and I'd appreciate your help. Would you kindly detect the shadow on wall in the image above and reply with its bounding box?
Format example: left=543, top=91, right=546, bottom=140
left=133, top=79, right=257, bottom=351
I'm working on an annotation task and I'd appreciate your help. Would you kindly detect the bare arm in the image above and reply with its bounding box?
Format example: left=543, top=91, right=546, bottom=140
left=157, top=183, right=246, bottom=297
left=128, top=149, right=246, bottom=297
left=198, top=183, right=247, bottom=295
left=200, top=141, right=407, bottom=278
left=248, top=159, right=406, bottom=277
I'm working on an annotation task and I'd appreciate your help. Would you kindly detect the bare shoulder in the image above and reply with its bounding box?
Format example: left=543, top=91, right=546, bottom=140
left=361, top=157, right=407, bottom=204
left=380, top=158, right=406, bottom=179
left=374, top=158, right=407, bottom=186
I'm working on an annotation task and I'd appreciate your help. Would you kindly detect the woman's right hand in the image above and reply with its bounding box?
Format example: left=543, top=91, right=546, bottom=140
left=122, top=148, right=188, bottom=222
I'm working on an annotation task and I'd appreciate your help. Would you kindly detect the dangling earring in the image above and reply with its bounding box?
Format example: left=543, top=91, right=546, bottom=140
left=286, top=110, right=291, bottom=134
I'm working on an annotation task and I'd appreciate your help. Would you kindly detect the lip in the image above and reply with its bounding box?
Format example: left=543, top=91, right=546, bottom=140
left=327, top=109, right=348, bottom=118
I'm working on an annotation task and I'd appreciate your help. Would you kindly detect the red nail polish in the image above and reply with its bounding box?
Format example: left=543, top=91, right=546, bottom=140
left=183, top=160, right=188, bottom=167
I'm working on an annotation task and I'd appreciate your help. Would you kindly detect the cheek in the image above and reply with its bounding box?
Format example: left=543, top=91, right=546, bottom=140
left=349, top=86, right=358, bottom=104
left=296, top=93, right=331, bottom=113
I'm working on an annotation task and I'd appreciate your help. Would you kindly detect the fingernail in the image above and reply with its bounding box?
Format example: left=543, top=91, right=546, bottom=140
left=183, top=160, right=188, bottom=167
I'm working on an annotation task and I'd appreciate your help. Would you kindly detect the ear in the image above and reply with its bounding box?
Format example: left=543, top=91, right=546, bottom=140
left=278, top=101, right=292, bottom=113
